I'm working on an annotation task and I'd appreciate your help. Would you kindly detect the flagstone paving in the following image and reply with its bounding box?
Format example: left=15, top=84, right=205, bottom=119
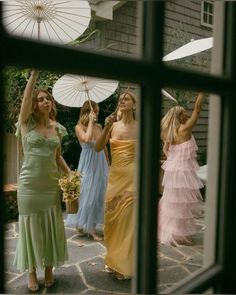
left=4, top=214, right=205, bottom=294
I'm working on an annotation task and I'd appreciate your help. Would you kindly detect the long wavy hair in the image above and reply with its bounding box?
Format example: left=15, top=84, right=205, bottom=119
left=32, top=88, right=57, bottom=122
left=161, top=105, right=186, bottom=143
left=79, top=100, right=98, bottom=127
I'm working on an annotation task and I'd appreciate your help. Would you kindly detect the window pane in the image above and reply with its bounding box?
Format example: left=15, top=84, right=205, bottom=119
left=157, top=89, right=220, bottom=292
left=163, top=1, right=214, bottom=74
left=209, top=3, right=214, bottom=14
left=2, top=1, right=142, bottom=59
left=209, top=15, right=213, bottom=25
left=4, top=66, right=140, bottom=293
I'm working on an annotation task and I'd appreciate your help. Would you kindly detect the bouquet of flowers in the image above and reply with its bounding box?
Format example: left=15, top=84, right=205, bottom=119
left=59, top=171, right=81, bottom=214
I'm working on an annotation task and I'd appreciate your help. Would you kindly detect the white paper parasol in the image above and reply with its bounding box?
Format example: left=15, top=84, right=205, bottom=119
left=162, top=37, right=213, bottom=61
left=52, top=74, right=119, bottom=108
left=2, top=0, right=91, bottom=44
left=161, top=89, right=177, bottom=103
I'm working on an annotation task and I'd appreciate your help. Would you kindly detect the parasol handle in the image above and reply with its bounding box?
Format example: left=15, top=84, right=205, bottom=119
left=37, top=20, right=41, bottom=40
left=85, top=89, right=93, bottom=111
left=113, top=86, right=130, bottom=115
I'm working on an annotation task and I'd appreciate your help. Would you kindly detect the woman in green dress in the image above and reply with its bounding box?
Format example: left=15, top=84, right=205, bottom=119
left=14, top=70, right=70, bottom=291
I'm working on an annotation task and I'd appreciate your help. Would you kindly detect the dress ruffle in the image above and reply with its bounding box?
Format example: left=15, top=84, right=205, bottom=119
left=14, top=205, right=68, bottom=272
left=158, top=136, right=203, bottom=246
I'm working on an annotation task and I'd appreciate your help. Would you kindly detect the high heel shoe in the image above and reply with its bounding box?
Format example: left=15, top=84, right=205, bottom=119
left=115, top=272, right=131, bottom=280
left=91, top=233, right=103, bottom=241
left=28, top=284, right=39, bottom=292
left=28, top=270, right=39, bottom=292
left=104, top=265, right=115, bottom=273
left=76, top=228, right=87, bottom=237
left=44, top=266, right=55, bottom=288
left=44, top=280, right=55, bottom=288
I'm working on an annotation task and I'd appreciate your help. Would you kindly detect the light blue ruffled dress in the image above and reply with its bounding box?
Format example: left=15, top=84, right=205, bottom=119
left=66, top=141, right=109, bottom=233
left=14, top=115, right=68, bottom=272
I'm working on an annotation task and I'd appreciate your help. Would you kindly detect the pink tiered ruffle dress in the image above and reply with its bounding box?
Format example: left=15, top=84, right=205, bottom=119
left=158, top=136, right=204, bottom=246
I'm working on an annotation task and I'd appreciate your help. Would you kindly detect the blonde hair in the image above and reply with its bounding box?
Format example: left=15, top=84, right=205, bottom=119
left=161, top=106, right=185, bottom=143
left=79, top=100, right=98, bottom=127
left=119, top=91, right=137, bottom=119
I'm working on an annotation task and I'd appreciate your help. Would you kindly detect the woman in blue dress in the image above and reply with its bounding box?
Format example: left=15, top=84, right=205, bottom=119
left=66, top=100, right=109, bottom=241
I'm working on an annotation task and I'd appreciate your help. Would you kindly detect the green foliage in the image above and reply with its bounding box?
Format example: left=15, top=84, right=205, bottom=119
left=4, top=190, right=18, bottom=221
left=4, top=67, right=28, bottom=133
left=4, top=67, right=119, bottom=169
left=164, top=87, right=195, bottom=108
left=98, top=90, right=119, bottom=124
left=4, top=67, right=61, bottom=132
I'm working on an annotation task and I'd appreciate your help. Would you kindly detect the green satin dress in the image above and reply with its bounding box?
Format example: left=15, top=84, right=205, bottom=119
left=14, top=115, right=68, bottom=272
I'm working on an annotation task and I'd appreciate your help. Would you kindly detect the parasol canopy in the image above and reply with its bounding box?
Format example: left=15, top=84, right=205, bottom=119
left=2, top=0, right=91, bottom=44
left=52, top=74, right=119, bottom=108
left=161, top=89, right=177, bottom=103
left=162, top=37, right=213, bottom=62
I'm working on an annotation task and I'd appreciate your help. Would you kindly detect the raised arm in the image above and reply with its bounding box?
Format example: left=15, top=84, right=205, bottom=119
left=19, top=70, right=39, bottom=125
left=75, top=111, right=97, bottom=143
left=94, top=114, right=116, bottom=152
left=181, top=92, right=204, bottom=131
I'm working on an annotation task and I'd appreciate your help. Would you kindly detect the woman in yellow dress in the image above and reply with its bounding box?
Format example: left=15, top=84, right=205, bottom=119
left=95, top=91, right=137, bottom=280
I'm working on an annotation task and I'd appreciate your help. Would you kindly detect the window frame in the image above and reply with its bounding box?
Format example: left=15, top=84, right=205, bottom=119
left=1, top=1, right=236, bottom=294
left=201, top=0, right=214, bottom=29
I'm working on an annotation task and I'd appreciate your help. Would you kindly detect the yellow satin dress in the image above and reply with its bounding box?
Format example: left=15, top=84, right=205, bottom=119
left=104, top=139, right=136, bottom=278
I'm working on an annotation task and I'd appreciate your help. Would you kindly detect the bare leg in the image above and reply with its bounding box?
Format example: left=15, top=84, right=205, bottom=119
left=89, top=228, right=103, bottom=241
left=28, top=268, right=39, bottom=291
left=44, top=266, right=54, bottom=288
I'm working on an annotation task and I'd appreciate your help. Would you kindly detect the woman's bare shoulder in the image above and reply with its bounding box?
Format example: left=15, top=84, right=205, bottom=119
left=75, top=123, right=86, bottom=132
left=95, top=123, right=102, bottom=129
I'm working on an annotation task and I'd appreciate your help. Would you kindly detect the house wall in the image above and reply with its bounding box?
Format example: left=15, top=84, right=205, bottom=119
left=163, top=0, right=212, bottom=157
left=84, top=0, right=211, bottom=159
left=81, top=1, right=139, bottom=57
left=4, top=1, right=211, bottom=183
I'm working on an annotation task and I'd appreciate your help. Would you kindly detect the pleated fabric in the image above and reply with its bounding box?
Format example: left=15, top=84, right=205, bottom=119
left=158, top=136, right=204, bottom=246
left=104, top=139, right=136, bottom=278
left=14, top=116, right=68, bottom=272
left=66, top=141, right=109, bottom=233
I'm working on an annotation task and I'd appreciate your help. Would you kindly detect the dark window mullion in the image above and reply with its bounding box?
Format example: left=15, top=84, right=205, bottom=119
left=0, top=67, right=5, bottom=295
left=134, top=2, right=165, bottom=294
left=162, top=65, right=233, bottom=95
left=3, top=35, right=150, bottom=83
left=0, top=3, right=5, bottom=293
left=217, top=2, right=236, bottom=293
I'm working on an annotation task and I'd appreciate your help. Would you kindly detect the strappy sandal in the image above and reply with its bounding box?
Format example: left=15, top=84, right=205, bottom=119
left=115, top=272, right=131, bottom=280
left=28, top=270, right=39, bottom=292
left=44, top=267, right=55, bottom=288
left=91, top=233, right=103, bottom=241
left=44, top=280, right=55, bottom=288
left=104, top=265, right=115, bottom=273
left=76, top=228, right=87, bottom=237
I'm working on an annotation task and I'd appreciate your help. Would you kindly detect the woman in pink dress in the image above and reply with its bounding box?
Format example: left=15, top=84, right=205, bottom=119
left=158, top=92, right=204, bottom=246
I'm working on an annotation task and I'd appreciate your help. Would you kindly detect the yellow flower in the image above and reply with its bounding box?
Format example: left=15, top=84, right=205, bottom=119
left=58, top=171, right=81, bottom=203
